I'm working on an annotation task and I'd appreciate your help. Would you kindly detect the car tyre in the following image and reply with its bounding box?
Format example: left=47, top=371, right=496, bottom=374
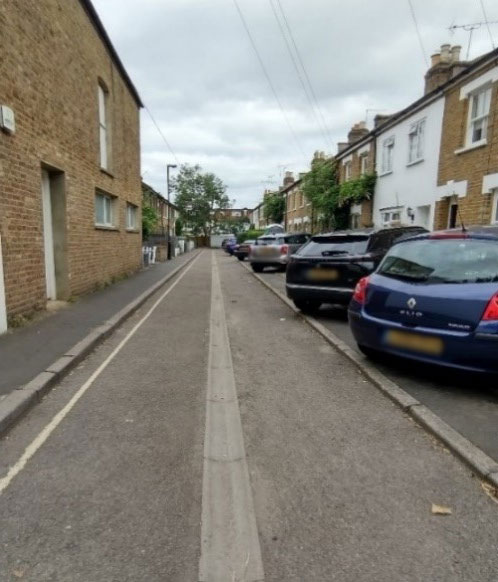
left=237, top=255, right=244, bottom=261
left=293, top=299, right=321, bottom=314
left=252, top=264, right=264, bottom=273
left=357, top=344, right=380, bottom=360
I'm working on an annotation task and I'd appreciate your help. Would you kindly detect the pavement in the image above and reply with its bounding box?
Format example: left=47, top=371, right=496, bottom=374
left=254, top=265, right=498, bottom=466
left=0, top=251, right=197, bottom=398
left=0, top=250, right=497, bottom=581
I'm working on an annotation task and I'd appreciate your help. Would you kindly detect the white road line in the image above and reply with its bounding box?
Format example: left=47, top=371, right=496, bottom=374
left=0, top=252, right=202, bottom=496
left=199, top=253, right=264, bottom=582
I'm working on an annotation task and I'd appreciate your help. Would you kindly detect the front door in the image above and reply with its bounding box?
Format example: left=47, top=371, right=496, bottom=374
left=41, top=170, right=56, bottom=300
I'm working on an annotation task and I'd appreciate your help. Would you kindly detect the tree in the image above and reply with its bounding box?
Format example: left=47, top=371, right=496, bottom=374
left=172, top=164, right=229, bottom=237
left=142, top=205, right=159, bottom=239
left=263, top=193, right=285, bottom=224
left=175, top=218, right=183, bottom=236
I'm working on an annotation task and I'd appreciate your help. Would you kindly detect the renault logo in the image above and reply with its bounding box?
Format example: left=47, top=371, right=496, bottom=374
left=407, top=297, right=417, bottom=309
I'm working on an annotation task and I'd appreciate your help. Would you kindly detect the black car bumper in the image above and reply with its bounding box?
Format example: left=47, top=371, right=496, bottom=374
left=285, top=283, right=353, bottom=305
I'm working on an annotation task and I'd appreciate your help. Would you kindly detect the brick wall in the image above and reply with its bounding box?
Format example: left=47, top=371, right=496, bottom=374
left=0, top=0, right=142, bottom=319
left=437, top=62, right=498, bottom=229
left=284, top=183, right=312, bottom=232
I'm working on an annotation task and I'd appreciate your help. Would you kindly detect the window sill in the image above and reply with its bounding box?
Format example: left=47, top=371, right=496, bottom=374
left=379, top=170, right=393, bottom=177
left=100, top=168, right=114, bottom=178
left=126, top=228, right=140, bottom=233
left=455, top=140, right=487, bottom=155
left=406, top=158, right=424, bottom=167
left=95, top=224, right=119, bottom=231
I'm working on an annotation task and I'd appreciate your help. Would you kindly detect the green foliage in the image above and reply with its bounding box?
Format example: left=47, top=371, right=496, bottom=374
left=173, top=164, right=229, bottom=237
left=142, top=205, right=159, bottom=239
left=175, top=218, right=183, bottom=236
left=301, top=159, right=342, bottom=231
left=263, top=193, right=285, bottom=224
left=237, top=229, right=265, bottom=243
left=338, top=173, right=377, bottom=206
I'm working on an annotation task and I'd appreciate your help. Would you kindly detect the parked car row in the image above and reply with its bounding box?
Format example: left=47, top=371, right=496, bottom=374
left=224, top=225, right=498, bottom=374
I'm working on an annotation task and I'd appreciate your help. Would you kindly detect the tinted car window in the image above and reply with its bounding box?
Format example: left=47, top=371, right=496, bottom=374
left=379, top=238, right=498, bottom=283
left=255, top=237, right=276, bottom=246
left=297, top=235, right=369, bottom=257
left=285, top=234, right=310, bottom=245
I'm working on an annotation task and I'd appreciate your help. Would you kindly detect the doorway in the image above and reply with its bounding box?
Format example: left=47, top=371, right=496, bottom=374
left=448, top=203, right=459, bottom=229
left=41, top=168, right=69, bottom=301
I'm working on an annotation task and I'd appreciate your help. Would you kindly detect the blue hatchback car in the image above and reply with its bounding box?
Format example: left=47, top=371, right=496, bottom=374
left=348, top=227, right=498, bottom=373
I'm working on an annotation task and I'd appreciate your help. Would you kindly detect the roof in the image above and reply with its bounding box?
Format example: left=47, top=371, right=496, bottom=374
left=79, top=0, right=143, bottom=107
left=142, top=181, right=179, bottom=210
left=335, top=45, right=498, bottom=161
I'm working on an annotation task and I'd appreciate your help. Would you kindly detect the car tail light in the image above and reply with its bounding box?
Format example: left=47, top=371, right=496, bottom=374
left=280, top=245, right=289, bottom=255
left=482, top=292, right=498, bottom=321
left=352, top=276, right=370, bottom=305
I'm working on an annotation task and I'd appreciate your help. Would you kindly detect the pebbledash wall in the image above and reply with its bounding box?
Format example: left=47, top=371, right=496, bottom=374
left=0, top=0, right=142, bottom=323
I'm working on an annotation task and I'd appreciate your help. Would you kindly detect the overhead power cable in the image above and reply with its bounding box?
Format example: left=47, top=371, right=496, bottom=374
left=268, top=0, right=331, bottom=150
left=144, top=105, right=180, bottom=165
left=232, top=0, right=307, bottom=162
left=479, top=0, right=496, bottom=49
left=407, top=0, right=429, bottom=67
left=273, top=0, right=334, bottom=144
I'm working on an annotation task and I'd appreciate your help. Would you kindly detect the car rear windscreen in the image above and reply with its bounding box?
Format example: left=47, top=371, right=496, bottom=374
left=379, top=238, right=498, bottom=283
left=297, top=235, right=369, bottom=257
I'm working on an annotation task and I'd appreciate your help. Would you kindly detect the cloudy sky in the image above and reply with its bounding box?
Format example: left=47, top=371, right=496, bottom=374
left=92, top=0, right=497, bottom=208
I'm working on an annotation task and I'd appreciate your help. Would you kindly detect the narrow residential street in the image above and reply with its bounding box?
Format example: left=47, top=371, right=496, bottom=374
left=1, top=250, right=497, bottom=581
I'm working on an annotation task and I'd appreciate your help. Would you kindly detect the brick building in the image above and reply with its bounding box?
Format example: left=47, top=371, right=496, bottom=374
left=335, top=126, right=375, bottom=229
left=142, top=182, right=179, bottom=258
left=435, top=47, right=498, bottom=229
left=281, top=171, right=313, bottom=232
left=0, top=0, right=142, bottom=327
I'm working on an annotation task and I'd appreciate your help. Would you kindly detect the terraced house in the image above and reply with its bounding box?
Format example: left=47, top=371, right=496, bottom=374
left=282, top=171, right=312, bottom=233
left=0, top=0, right=142, bottom=331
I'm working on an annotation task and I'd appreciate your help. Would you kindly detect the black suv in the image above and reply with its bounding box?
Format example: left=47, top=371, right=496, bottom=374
left=286, top=226, right=427, bottom=313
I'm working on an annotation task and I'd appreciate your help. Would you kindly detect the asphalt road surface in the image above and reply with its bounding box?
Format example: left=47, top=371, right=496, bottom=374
left=256, top=266, right=498, bottom=464
left=1, top=250, right=497, bottom=581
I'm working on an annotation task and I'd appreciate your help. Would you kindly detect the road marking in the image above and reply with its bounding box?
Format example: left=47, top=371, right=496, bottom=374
left=199, top=253, right=264, bottom=582
left=0, top=252, right=202, bottom=495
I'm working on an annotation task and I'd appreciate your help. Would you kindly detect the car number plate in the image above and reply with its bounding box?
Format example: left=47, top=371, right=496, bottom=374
left=385, top=330, right=443, bottom=355
left=307, top=268, right=339, bottom=282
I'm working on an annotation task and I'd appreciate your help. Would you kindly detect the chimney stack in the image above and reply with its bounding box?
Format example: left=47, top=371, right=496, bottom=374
left=337, top=142, right=349, bottom=153
left=424, top=44, right=467, bottom=94
left=347, top=121, right=369, bottom=144
left=283, top=171, right=294, bottom=188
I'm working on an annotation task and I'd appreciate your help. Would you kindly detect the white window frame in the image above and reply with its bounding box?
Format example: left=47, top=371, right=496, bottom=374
left=344, top=161, right=352, bottom=180
left=360, top=154, right=368, bottom=175
left=407, top=119, right=425, bottom=165
left=492, top=190, right=498, bottom=225
left=95, top=191, right=115, bottom=227
left=381, top=136, right=395, bottom=174
left=126, top=203, right=138, bottom=230
left=98, top=84, right=109, bottom=170
left=300, top=191, right=305, bottom=208
left=467, top=86, right=492, bottom=147
left=382, top=210, right=401, bottom=227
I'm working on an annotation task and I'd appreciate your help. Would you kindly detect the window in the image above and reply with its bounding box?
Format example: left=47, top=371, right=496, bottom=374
left=293, top=193, right=297, bottom=210
left=381, top=137, right=395, bottom=174
left=95, top=191, right=115, bottom=227
left=468, top=86, right=492, bottom=145
left=344, top=161, right=352, bottom=180
left=382, top=210, right=401, bottom=227
left=360, top=154, right=368, bottom=175
left=408, top=119, right=425, bottom=164
left=126, top=203, right=137, bottom=230
left=98, top=84, right=110, bottom=170
left=493, top=191, right=498, bottom=224
left=350, top=213, right=360, bottom=229
left=300, top=192, right=304, bottom=207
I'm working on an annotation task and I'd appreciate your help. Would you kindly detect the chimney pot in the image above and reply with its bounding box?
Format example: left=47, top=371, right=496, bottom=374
left=450, top=45, right=461, bottom=62
left=430, top=52, right=441, bottom=66
left=440, top=44, right=451, bottom=62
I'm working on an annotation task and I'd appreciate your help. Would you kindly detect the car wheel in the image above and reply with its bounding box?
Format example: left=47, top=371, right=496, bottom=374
left=357, top=344, right=379, bottom=359
left=237, top=255, right=244, bottom=261
left=252, top=264, right=264, bottom=273
left=293, top=299, right=321, bottom=314
left=278, top=264, right=287, bottom=272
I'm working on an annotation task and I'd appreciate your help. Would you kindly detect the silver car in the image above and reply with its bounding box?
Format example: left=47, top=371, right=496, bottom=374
left=249, top=232, right=311, bottom=273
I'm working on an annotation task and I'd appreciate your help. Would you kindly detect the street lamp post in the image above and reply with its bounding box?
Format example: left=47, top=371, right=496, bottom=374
left=166, top=164, right=177, bottom=260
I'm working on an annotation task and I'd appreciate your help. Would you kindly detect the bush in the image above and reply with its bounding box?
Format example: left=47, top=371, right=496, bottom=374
left=237, top=229, right=265, bottom=243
